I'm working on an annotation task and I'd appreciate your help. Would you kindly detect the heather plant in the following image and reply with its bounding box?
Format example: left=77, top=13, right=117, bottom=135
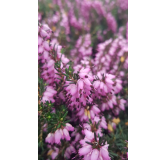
left=38, top=0, right=128, bottom=159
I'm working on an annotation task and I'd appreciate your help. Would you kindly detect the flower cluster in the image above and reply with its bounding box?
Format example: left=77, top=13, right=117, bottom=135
left=38, top=0, right=128, bottom=159
left=70, top=34, right=92, bottom=65
left=79, top=130, right=111, bottom=160
left=45, top=123, right=74, bottom=144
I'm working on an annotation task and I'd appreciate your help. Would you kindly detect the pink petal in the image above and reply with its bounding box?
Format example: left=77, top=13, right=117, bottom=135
left=90, top=110, right=95, bottom=119
left=93, top=81, right=100, bottom=89
left=63, top=128, right=70, bottom=141
left=77, top=79, right=84, bottom=90
left=91, top=149, right=99, bottom=160
left=84, top=78, right=91, bottom=86
left=100, top=82, right=104, bottom=90
left=60, top=129, right=64, bottom=139
left=43, top=41, right=50, bottom=51
left=92, top=105, right=100, bottom=114
left=38, top=36, right=43, bottom=46
left=80, top=68, right=90, bottom=73
left=108, top=100, right=113, bottom=109
left=79, top=72, right=86, bottom=78
left=70, top=84, right=77, bottom=95
left=84, top=130, right=94, bottom=140
left=100, top=146, right=110, bottom=160
left=54, top=129, right=61, bottom=144
left=45, top=133, right=55, bottom=144
left=65, top=123, right=74, bottom=131
left=78, top=145, right=92, bottom=156
left=103, top=84, right=108, bottom=93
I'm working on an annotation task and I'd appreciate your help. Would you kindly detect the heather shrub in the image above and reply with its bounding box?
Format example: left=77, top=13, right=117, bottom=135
left=38, top=0, right=128, bottom=159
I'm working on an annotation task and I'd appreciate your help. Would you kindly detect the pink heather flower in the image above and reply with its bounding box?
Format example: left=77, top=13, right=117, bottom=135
left=94, top=116, right=107, bottom=130
left=41, top=86, right=57, bottom=103
left=79, top=145, right=92, bottom=156
left=79, top=130, right=111, bottom=160
left=61, top=54, right=70, bottom=64
left=39, top=24, right=52, bottom=39
left=38, top=36, right=43, bottom=46
left=92, top=72, right=125, bottom=113
left=45, top=123, right=74, bottom=144
left=40, top=29, right=48, bottom=38
left=106, top=13, right=117, bottom=33
left=38, top=45, right=44, bottom=54
left=77, top=105, right=100, bottom=121
left=38, top=27, right=63, bottom=87
left=71, top=34, right=92, bottom=65
left=79, top=67, right=92, bottom=80
left=100, top=94, right=117, bottom=111
left=65, top=67, right=93, bottom=110
left=113, top=79, right=123, bottom=94
left=66, top=123, right=75, bottom=131
left=51, top=44, right=70, bottom=66
left=93, top=72, right=115, bottom=96
left=50, top=38, right=59, bottom=50
left=63, top=128, right=71, bottom=140
left=73, top=64, right=82, bottom=73
left=100, top=144, right=111, bottom=160
left=91, top=149, right=99, bottom=160
left=90, top=105, right=101, bottom=119
left=45, top=133, right=55, bottom=145
left=38, top=4, right=128, bottom=157
left=39, top=40, right=69, bottom=86
left=54, top=129, right=62, bottom=144
left=92, top=38, right=114, bottom=73
left=83, top=123, right=91, bottom=132
left=119, top=99, right=126, bottom=111
left=41, top=24, right=51, bottom=31
left=110, top=98, right=126, bottom=116
left=80, top=129, right=94, bottom=145
left=93, top=36, right=128, bottom=74
left=43, top=41, right=51, bottom=51
left=82, top=120, right=103, bottom=136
